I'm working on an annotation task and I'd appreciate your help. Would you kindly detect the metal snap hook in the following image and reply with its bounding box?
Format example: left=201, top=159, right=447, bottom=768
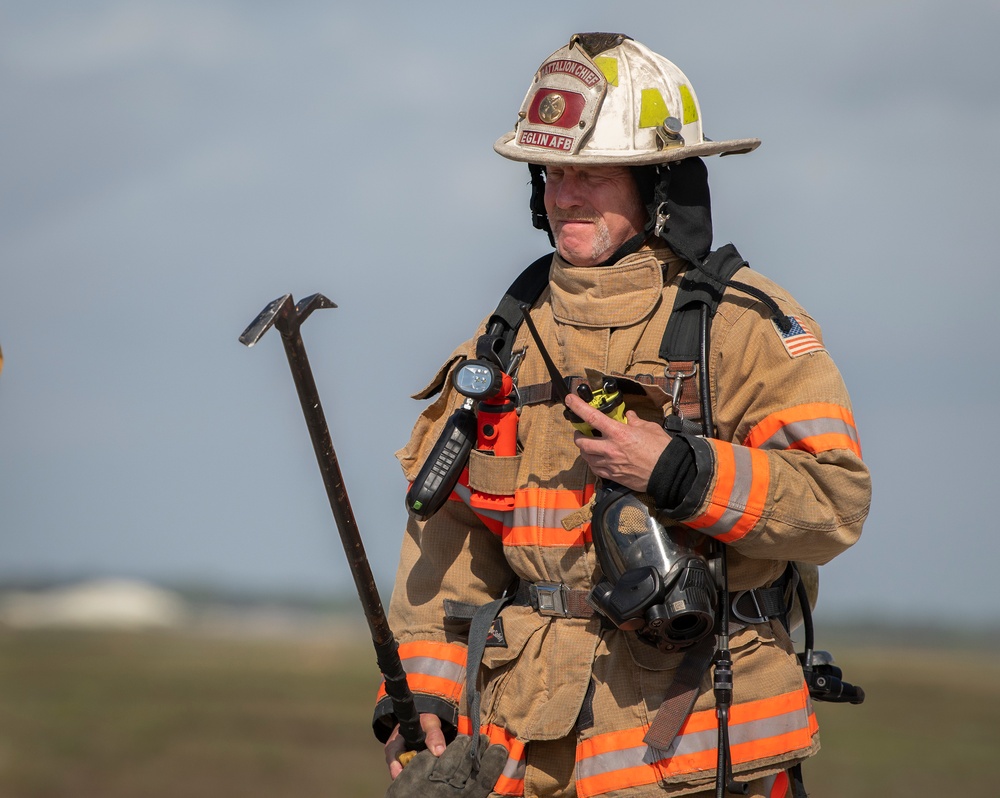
left=664, top=364, right=697, bottom=416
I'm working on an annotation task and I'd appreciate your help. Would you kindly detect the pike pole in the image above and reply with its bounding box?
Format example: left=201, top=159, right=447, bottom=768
left=240, top=293, right=425, bottom=756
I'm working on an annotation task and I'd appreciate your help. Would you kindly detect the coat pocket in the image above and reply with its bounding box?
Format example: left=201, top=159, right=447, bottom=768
left=467, top=450, right=522, bottom=507
left=479, top=605, right=547, bottom=672
left=619, top=626, right=770, bottom=730
left=476, top=607, right=548, bottom=729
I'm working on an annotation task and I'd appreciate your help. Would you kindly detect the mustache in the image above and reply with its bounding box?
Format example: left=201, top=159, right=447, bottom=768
left=551, top=211, right=601, bottom=224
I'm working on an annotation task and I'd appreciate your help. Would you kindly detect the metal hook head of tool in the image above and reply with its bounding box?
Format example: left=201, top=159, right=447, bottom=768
left=239, top=293, right=337, bottom=347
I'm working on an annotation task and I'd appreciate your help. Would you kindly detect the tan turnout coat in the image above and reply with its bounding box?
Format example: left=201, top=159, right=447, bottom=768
left=376, top=245, right=871, bottom=797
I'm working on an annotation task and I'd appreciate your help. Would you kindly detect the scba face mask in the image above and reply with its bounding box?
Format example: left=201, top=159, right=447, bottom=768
left=588, top=485, right=719, bottom=651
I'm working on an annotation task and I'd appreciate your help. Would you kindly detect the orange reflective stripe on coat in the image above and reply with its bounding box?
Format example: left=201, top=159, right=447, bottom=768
left=743, top=402, right=862, bottom=458
left=575, top=685, right=816, bottom=798
left=454, top=482, right=596, bottom=547
left=685, top=441, right=770, bottom=544
left=452, top=478, right=508, bottom=536
left=457, top=716, right=527, bottom=796
left=376, top=640, right=466, bottom=704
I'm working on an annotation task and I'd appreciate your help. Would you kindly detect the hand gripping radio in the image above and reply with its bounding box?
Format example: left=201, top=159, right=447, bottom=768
left=518, top=306, right=626, bottom=435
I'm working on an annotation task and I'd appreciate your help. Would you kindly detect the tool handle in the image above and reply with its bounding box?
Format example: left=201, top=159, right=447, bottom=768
left=242, top=294, right=428, bottom=754
left=275, top=311, right=426, bottom=753
left=375, top=637, right=427, bottom=751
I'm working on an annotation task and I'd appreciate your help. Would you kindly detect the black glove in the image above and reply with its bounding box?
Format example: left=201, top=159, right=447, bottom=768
left=386, top=734, right=508, bottom=798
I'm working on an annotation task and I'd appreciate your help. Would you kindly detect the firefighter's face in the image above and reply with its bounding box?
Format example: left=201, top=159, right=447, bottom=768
left=543, top=165, right=647, bottom=267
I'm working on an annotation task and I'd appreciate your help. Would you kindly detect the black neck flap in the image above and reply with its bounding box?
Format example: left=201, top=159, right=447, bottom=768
left=649, top=157, right=713, bottom=267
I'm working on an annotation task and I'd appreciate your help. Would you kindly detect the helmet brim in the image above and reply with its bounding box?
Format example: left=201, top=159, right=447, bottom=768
left=493, top=134, right=761, bottom=165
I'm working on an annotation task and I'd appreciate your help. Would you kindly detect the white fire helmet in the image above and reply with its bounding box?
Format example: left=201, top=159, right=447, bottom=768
left=494, top=33, right=760, bottom=166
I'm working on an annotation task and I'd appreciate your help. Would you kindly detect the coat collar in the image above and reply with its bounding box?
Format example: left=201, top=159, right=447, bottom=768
left=548, top=246, right=686, bottom=328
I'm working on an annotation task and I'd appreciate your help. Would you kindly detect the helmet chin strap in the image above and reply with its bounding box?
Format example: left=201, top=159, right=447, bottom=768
left=528, top=164, right=555, bottom=247
left=631, top=164, right=664, bottom=235
left=636, top=159, right=714, bottom=267
left=650, top=166, right=671, bottom=238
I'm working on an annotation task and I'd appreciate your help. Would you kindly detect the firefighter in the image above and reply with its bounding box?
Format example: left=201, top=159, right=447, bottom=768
left=376, top=33, right=870, bottom=798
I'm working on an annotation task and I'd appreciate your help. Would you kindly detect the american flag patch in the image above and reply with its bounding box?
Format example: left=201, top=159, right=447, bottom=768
left=775, top=315, right=825, bottom=357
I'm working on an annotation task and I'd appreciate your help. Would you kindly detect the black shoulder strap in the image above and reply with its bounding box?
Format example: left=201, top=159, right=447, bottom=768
left=659, top=243, right=748, bottom=362
left=477, top=253, right=553, bottom=369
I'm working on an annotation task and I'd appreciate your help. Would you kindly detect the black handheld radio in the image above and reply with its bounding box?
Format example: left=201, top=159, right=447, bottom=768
left=405, top=399, right=477, bottom=520
left=405, top=356, right=522, bottom=520
left=405, top=352, right=525, bottom=522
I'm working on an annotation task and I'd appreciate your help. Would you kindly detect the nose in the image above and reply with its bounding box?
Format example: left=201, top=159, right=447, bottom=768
left=551, top=170, right=585, bottom=209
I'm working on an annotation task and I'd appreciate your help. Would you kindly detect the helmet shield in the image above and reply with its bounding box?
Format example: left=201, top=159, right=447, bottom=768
left=495, top=33, right=760, bottom=166
left=506, top=42, right=609, bottom=159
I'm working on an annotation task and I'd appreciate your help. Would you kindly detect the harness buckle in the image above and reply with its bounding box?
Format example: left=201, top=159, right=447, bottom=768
left=731, top=585, right=788, bottom=626
left=731, top=589, right=769, bottom=625
left=531, top=582, right=570, bottom=617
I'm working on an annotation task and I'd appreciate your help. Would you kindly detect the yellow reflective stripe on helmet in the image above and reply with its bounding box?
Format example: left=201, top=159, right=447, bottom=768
left=594, top=56, right=618, bottom=86
left=679, top=84, right=699, bottom=124
left=639, top=88, right=670, bottom=128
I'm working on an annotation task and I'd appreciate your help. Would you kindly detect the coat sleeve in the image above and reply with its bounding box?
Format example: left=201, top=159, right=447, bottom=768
left=660, top=292, right=871, bottom=565
left=372, top=342, right=516, bottom=742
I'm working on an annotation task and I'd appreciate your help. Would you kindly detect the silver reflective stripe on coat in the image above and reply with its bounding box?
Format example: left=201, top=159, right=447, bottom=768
left=755, top=416, right=860, bottom=451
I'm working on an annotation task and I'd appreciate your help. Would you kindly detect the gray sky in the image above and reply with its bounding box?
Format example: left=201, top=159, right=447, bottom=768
left=2, top=1, right=998, bottom=626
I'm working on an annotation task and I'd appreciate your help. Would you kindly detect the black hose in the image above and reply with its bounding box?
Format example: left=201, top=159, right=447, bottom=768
left=703, top=302, right=748, bottom=796
left=699, top=304, right=713, bottom=437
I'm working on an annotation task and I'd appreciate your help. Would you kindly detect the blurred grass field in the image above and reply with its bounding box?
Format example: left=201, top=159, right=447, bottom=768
left=1, top=624, right=997, bottom=797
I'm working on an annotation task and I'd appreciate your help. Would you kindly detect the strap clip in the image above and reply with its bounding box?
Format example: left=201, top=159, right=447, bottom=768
left=664, top=364, right=697, bottom=417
